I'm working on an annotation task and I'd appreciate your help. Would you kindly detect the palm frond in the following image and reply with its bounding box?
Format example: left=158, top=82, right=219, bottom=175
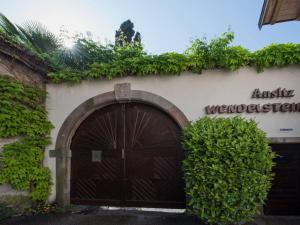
left=16, top=25, right=36, bottom=48
left=20, top=21, right=60, bottom=54
left=0, top=12, right=22, bottom=38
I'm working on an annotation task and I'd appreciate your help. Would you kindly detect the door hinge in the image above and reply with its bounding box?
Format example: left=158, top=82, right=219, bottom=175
left=122, top=148, right=125, bottom=159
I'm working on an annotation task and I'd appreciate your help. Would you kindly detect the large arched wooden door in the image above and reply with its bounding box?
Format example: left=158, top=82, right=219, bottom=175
left=70, top=102, right=186, bottom=208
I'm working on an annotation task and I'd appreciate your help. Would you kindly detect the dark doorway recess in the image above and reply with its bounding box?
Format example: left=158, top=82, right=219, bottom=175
left=264, top=143, right=300, bottom=215
left=70, top=102, right=186, bottom=208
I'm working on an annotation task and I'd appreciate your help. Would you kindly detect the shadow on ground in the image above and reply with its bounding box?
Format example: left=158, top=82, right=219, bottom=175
left=2, top=208, right=300, bottom=225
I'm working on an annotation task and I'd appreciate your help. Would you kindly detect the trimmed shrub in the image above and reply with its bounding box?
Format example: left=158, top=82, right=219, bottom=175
left=182, top=116, right=275, bottom=225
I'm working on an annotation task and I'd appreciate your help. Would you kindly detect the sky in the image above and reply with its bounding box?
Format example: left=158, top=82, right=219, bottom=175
left=1, top=0, right=300, bottom=54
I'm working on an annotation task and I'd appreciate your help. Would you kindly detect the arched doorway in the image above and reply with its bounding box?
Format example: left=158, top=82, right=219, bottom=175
left=55, top=83, right=189, bottom=207
left=70, top=102, right=185, bottom=208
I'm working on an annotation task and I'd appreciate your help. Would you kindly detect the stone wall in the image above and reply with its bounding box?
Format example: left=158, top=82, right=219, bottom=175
left=0, top=51, right=45, bottom=87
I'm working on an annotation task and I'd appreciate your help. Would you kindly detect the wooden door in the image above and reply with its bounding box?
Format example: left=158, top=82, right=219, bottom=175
left=70, top=104, right=123, bottom=205
left=123, top=103, right=185, bottom=208
left=70, top=102, right=186, bottom=208
left=264, top=143, right=300, bottom=215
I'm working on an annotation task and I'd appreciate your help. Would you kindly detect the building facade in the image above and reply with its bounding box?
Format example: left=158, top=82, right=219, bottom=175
left=0, top=36, right=299, bottom=215
left=45, top=66, right=300, bottom=215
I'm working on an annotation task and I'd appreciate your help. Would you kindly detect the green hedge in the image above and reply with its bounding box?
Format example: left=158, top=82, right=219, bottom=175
left=182, top=117, right=275, bottom=225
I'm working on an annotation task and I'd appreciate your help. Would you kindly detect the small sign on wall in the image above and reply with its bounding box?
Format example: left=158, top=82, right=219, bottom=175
left=92, top=150, right=102, bottom=162
left=279, top=128, right=294, bottom=133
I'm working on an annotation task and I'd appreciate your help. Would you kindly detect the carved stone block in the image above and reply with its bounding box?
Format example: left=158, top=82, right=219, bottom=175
left=114, top=83, right=131, bottom=101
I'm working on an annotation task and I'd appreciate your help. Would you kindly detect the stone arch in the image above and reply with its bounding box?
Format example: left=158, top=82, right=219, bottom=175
left=55, top=83, right=189, bottom=205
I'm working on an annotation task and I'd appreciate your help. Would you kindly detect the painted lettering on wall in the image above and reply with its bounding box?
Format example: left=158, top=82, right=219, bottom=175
left=252, top=88, right=294, bottom=99
left=205, top=88, right=299, bottom=114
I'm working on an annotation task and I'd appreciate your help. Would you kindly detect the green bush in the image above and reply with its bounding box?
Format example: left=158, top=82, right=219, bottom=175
left=185, top=32, right=251, bottom=72
left=182, top=116, right=275, bottom=225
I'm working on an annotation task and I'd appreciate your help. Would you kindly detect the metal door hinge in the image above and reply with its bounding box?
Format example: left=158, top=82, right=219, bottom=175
left=122, top=148, right=125, bottom=159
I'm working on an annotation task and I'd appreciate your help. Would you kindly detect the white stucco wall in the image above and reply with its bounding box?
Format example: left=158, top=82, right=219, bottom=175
left=45, top=66, right=300, bottom=201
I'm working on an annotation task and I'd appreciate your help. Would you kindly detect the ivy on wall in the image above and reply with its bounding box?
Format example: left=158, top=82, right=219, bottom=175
left=252, top=43, right=300, bottom=72
left=1, top=27, right=299, bottom=83
left=0, top=75, right=53, bottom=201
left=47, top=32, right=300, bottom=83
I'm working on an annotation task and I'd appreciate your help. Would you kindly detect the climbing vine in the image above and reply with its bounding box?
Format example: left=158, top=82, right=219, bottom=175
left=1, top=28, right=299, bottom=83
left=47, top=32, right=300, bottom=83
left=252, top=43, right=300, bottom=72
left=0, top=75, right=53, bottom=201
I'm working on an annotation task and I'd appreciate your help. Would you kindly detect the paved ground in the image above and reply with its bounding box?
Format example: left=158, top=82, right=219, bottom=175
left=2, top=208, right=300, bottom=225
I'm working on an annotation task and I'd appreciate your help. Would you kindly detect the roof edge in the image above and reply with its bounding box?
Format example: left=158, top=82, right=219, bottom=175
left=258, top=0, right=269, bottom=29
